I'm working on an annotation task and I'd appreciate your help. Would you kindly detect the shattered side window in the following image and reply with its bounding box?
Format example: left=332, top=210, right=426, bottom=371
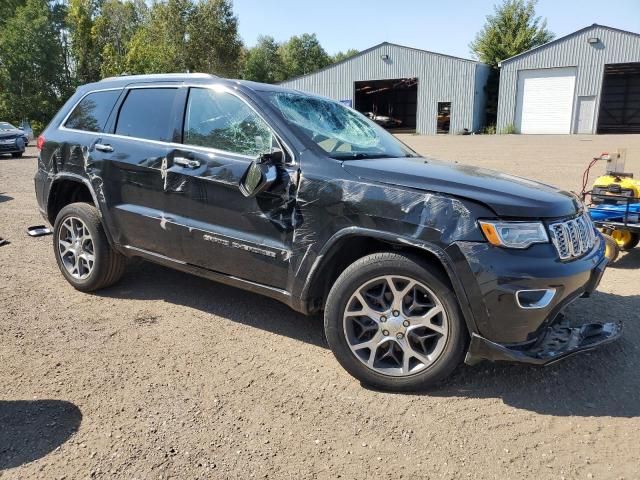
left=184, top=88, right=274, bottom=157
left=266, top=92, right=416, bottom=160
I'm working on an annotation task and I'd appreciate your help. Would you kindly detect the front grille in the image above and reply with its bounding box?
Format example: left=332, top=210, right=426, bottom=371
left=0, top=143, right=17, bottom=152
left=548, top=213, right=596, bottom=260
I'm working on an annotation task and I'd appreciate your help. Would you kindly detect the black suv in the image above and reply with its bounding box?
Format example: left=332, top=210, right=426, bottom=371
left=35, top=74, right=620, bottom=390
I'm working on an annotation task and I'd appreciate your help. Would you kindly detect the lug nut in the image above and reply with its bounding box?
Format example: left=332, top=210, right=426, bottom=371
left=403, top=320, right=410, bottom=327
left=396, top=333, right=404, bottom=339
left=382, top=330, right=390, bottom=336
left=380, top=315, right=387, bottom=322
left=392, top=310, right=400, bottom=317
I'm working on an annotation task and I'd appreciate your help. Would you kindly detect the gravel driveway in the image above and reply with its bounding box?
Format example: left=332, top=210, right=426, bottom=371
left=1, top=136, right=639, bottom=479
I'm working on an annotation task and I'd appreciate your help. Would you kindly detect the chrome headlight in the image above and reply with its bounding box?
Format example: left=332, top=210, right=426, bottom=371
left=479, top=220, right=549, bottom=249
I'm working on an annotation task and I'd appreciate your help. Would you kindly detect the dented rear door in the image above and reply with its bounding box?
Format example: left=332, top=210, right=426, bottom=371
left=97, top=85, right=183, bottom=258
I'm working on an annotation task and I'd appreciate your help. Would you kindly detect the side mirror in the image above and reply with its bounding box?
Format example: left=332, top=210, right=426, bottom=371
left=18, top=126, right=24, bottom=130
left=239, top=154, right=278, bottom=198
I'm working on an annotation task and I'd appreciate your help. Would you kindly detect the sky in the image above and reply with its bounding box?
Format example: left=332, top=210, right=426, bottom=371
left=232, top=0, right=640, bottom=59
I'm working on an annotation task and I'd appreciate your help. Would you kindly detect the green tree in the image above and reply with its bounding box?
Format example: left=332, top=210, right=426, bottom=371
left=186, top=0, right=243, bottom=77
left=125, top=0, right=242, bottom=76
left=50, top=1, right=73, bottom=88
left=125, top=0, right=192, bottom=74
left=0, top=0, right=27, bottom=28
left=279, top=33, right=330, bottom=79
left=331, top=48, right=359, bottom=63
left=242, top=35, right=285, bottom=83
left=93, top=0, right=147, bottom=77
left=470, top=0, right=554, bottom=125
left=470, top=0, right=554, bottom=67
left=67, top=0, right=101, bottom=83
left=0, top=0, right=70, bottom=125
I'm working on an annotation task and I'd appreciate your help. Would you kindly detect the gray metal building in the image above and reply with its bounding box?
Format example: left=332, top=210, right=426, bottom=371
left=281, top=42, right=491, bottom=135
left=497, top=24, right=640, bottom=135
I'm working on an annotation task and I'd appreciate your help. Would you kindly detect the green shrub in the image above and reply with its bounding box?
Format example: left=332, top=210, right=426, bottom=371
left=31, top=120, right=45, bottom=137
left=483, top=124, right=497, bottom=135
left=501, top=123, right=517, bottom=134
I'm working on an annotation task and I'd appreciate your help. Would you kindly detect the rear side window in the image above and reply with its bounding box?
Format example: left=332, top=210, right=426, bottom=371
left=115, top=88, right=177, bottom=142
left=64, top=90, right=120, bottom=132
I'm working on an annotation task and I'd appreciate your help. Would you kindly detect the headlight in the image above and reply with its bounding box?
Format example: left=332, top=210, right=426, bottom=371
left=478, top=220, right=549, bottom=249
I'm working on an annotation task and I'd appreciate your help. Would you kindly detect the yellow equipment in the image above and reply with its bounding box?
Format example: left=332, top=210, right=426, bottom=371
left=588, top=151, right=640, bottom=251
left=602, top=232, right=621, bottom=262
left=592, top=174, right=640, bottom=204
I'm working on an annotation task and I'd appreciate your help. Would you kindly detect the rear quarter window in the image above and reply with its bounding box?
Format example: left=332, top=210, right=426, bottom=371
left=64, top=90, right=121, bottom=132
left=115, top=88, right=177, bottom=142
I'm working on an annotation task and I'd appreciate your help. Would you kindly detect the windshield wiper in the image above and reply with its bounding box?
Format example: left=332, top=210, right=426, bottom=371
left=331, top=153, right=397, bottom=160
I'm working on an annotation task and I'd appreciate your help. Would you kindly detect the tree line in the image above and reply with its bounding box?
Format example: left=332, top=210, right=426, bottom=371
left=0, top=0, right=358, bottom=133
left=0, top=0, right=551, bottom=134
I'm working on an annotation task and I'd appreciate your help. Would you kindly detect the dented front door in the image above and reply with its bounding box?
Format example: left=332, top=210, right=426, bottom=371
left=159, top=86, right=295, bottom=288
left=161, top=148, right=294, bottom=288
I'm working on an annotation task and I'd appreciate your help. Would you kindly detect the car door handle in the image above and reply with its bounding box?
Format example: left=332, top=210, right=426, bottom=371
left=94, top=143, right=113, bottom=153
left=174, top=157, right=201, bottom=168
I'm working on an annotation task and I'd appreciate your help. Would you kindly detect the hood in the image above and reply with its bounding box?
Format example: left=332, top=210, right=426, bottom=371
left=342, top=157, right=580, bottom=218
left=0, top=129, right=22, bottom=139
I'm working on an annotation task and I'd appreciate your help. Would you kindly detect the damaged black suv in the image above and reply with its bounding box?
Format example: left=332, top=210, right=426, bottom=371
left=35, top=74, right=620, bottom=390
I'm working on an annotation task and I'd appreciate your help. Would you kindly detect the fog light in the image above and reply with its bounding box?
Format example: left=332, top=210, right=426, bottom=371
left=516, top=288, right=556, bottom=309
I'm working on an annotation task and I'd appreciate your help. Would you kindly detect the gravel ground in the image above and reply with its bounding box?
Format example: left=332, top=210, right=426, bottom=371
left=1, top=136, right=640, bottom=479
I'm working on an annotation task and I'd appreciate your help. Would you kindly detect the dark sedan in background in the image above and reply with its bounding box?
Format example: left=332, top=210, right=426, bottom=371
left=0, top=122, right=27, bottom=157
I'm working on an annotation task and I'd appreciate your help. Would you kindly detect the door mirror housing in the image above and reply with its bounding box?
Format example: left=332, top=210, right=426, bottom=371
left=264, top=147, right=284, bottom=164
left=239, top=153, right=279, bottom=198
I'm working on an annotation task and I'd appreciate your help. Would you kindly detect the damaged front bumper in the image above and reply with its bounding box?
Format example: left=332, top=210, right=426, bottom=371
left=454, top=237, right=622, bottom=366
left=465, top=317, right=622, bottom=365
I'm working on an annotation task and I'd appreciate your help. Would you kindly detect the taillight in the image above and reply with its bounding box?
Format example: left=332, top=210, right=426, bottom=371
left=36, top=135, right=45, bottom=150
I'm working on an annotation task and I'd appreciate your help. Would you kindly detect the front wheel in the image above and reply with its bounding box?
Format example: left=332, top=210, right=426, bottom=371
left=324, top=252, right=467, bottom=391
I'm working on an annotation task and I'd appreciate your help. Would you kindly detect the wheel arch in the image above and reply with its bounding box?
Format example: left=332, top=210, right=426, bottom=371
left=300, top=228, right=478, bottom=336
left=47, top=174, right=99, bottom=224
left=46, top=174, right=117, bottom=249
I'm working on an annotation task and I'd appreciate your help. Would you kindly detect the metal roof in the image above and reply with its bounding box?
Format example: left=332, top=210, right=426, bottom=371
left=498, top=24, right=640, bottom=66
left=280, top=42, right=485, bottom=84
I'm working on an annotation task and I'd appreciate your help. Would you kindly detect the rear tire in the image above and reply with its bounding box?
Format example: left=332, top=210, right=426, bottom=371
left=53, top=202, right=126, bottom=292
left=324, top=252, right=467, bottom=391
left=11, top=152, right=23, bottom=158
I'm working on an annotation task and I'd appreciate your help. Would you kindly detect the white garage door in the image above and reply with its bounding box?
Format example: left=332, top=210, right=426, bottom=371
left=515, top=67, right=577, bottom=134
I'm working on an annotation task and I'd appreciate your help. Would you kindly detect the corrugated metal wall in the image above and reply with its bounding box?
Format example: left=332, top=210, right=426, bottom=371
left=497, top=25, right=640, bottom=134
left=281, top=43, right=489, bottom=135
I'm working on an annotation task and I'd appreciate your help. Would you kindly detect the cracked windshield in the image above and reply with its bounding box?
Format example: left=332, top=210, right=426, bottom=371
left=266, top=92, right=416, bottom=160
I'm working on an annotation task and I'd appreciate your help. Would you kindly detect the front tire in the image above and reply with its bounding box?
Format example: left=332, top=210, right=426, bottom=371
left=11, top=152, right=23, bottom=158
left=53, top=202, right=126, bottom=292
left=324, top=252, right=467, bottom=391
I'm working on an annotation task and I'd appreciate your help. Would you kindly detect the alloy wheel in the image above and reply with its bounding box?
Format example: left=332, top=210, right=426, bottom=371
left=343, top=275, right=449, bottom=377
left=57, top=216, right=95, bottom=280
